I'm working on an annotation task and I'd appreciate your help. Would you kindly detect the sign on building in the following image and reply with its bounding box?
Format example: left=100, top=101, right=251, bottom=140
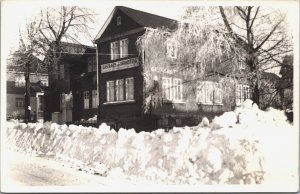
left=101, top=57, right=139, bottom=73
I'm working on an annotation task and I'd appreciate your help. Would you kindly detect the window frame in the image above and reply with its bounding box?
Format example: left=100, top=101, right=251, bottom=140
left=83, top=91, right=90, bottom=109
left=116, top=79, right=124, bottom=101
left=125, top=77, right=134, bottom=100
left=16, top=98, right=24, bottom=108
left=106, top=80, right=115, bottom=102
left=196, top=81, right=223, bottom=105
left=162, top=77, right=183, bottom=103
left=105, top=77, right=135, bottom=103
left=166, top=41, right=177, bottom=59
left=110, top=41, right=120, bottom=60
left=236, top=84, right=250, bottom=106
left=117, top=16, right=121, bottom=26
left=120, top=38, right=128, bottom=58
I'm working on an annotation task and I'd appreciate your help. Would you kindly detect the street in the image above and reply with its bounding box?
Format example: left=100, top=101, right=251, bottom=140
left=1, top=149, right=175, bottom=192
left=2, top=149, right=111, bottom=188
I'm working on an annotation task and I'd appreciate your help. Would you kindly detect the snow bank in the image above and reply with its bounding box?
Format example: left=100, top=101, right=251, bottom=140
left=5, top=100, right=297, bottom=185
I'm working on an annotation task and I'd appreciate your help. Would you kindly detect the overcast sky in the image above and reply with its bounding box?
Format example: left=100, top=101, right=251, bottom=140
left=1, top=0, right=298, bottom=65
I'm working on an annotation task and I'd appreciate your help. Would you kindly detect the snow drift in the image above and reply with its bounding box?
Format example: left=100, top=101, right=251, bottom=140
left=5, top=100, right=297, bottom=185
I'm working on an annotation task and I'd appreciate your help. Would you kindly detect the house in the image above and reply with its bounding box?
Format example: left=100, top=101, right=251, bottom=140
left=6, top=69, right=48, bottom=121
left=46, top=42, right=98, bottom=123
left=94, top=6, right=251, bottom=131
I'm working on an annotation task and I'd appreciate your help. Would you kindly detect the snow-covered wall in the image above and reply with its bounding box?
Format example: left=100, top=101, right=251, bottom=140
left=5, top=100, right=297, bottom=185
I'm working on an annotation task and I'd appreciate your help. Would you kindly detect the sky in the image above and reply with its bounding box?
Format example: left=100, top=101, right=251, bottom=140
left=1, top=0, right=298, bottom=68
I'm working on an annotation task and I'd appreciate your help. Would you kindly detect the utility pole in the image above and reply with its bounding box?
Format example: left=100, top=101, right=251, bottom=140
left=24, top=62, right=31, bottom=123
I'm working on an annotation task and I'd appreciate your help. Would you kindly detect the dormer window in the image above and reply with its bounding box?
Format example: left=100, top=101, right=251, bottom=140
left=239, top=62, right=246, bottom=70
left=167, top=41, right=177, bottom=59
left=117, top=16, right=121, bottom=26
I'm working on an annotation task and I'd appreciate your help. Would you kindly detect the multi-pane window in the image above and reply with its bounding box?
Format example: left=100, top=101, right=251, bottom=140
left=110, top=39, right=128, bottom=60
left=106, top=77, right=134, bottom=102
left=125, top=77, right=134, bottom=100
left=116, top=79, right=124, bottom=101
left=16, top=98, right=24, bottom=108
left=162, top=77, right=183, bottom=101
left=173, top=79, right=182, bottom=101
left=110, top=41, right=120, bottom=60
left=236, top=84, right=250, bottom=105
left=88, top=57, right=97, bottom=72
left=120, top=39, right=128, bottom=58
left=214, top=83, right=223, bottom=104
left=167, top=41, right=177, bottom=59
left=92, top=90, right=99, bottom=108
left=83, top=91, right=89, bottom=109
left=196, top=81, right=222, bottom=104
left=162, top=77, right=172, bottom=100
left=107, top=81, right=115, bottom=102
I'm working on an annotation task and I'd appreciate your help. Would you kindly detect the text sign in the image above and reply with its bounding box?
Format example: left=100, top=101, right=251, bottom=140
left=101, top=57, right=139, bottom=73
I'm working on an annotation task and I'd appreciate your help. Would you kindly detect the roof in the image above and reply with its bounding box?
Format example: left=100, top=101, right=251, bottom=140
left=7, top=55, right=47, bottom=74
left=94, top=6, right=178, bottom=42
left=7, top=81, right=44, bottom=96
left=6, top=71, right=48, bottom=82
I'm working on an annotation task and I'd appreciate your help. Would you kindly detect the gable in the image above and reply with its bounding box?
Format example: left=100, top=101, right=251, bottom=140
left=98, top=9, right=142, bottom=40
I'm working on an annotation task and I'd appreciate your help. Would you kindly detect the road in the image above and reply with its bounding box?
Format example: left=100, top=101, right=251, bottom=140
left=1, top=149, right=174, bottom=192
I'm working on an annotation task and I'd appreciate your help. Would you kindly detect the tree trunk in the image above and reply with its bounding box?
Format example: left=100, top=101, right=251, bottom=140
left=252, top=81, right=260, bottom=106
left=24, top=62, right=31, bottom=123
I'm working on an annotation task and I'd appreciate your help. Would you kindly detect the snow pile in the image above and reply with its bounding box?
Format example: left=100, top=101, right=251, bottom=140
left=5, top=100, right=297, bottom=185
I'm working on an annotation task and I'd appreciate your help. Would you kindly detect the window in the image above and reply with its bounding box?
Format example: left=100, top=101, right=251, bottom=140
left=107, top=81, right=115, bottom=102
left=173, top=79, right=182, bottom=101
left=59, top=64, right=64, bottom=79
left=167, top=41, right=177, bottom=59
left=236, top=84, right=250, bottom=105
left=40, top=79, right=48, bottom=86
left=83, top=91, right=89, bottom=109
left=106, top=77, right=134, bottom=102
left=162, top=77, right=172, bottom=100
left=117, top=16, right=121, bottom=26
left=88, top=57, right=97, bottom=72
left=38, top=97, right=44, bottom=111
left=125, top=77, right=134, bottom=100
left=239, top=63, right=246, bottom=70
left=120, top=39, right=128, bottom=58
left=162, top=77, right=183, bottom=102
left=15, top=76, right=25, bottom=87
left=110, top=41, right=120, bottom=60
left=16, top=98, right=24, bottom=108
left=92, top=90, right=99, bottom=108
left=110, top=39, right=129, bottom=60
left=116, top=79, right=124, bottom=101
left=214, top=83, right=223, bottom=104
left=196, top=81, right=222, bottom=104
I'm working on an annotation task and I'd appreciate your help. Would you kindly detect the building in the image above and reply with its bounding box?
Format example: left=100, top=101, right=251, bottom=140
left=94, top=6, right=251, bottom=131
left=6, top=70, right=48, bottom=121
left=46, top=42, right=98, bottom=123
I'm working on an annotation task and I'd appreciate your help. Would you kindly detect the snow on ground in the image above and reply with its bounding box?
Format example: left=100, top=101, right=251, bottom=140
left=4, top=100, right=298, bottom=189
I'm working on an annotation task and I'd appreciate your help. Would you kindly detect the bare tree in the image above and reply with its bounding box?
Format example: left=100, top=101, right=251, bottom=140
left=7, top=6, right=95, bottom=122
left=217, top=6, right=292, bottom=106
